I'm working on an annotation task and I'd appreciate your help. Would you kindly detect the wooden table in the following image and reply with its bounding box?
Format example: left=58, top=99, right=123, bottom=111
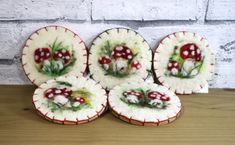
left=0, top=86, right=235, bottom=145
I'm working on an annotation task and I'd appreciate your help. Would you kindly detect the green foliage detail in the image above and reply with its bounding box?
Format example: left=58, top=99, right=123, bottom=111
left=35, top=39, right=76, bottom=76
left=46, top=87, right=93, bottom=113
left=120, top=88, right=170, bottom=109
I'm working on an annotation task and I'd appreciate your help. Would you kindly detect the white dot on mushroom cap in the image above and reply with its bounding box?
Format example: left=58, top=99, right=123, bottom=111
left=62, top=49, right=66, bottom=53
left=41, top=52, right=44, bottom=56
left=150, top=94, right=155, bottom=97
left=137, top=64, right=141, bottom=69
left=174, top=63, right=178, bottom=67
left=55, top=90, right=62, bottom=94
left=126, top=49, right=131, bottom=53
left=105, top=56, right=109, bottom=59
left=183, top=51, right=189, bottom=56
left=197, top=49, right=200, bottom=54
left=35, top=55, right=39, bottom=60
left=117, top=53, right=121, bottom=56
left=46, top=53, right=50, bottom=56
left=191, top=51, right=195, bottom=56
left=64, top=93, right=68, bottom=96
left=116, top=46, right=123, bottom=51
left=127, top=55, right=132, bottom=59
left=48, top=93, right=54, bottom=98
left=168, top=63, right=172, bottom=67
left=65, top=56, right=70, bottom=60
left=40, top=58, right=43, bottom=61
left=111, top=51, right=114, bottom=55
left=39, top=48, right=42, bottom=52
left=190, top=45, right=195, bottom=50
left=58, top=53, right=62, bottom=57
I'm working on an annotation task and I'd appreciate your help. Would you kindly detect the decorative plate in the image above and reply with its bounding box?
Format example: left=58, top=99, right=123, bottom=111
left=22, top=26, right=87, bottom=86
left=32, top=76, right=107, bottom=124
left=153, top=31, right=215, bottom=94
left=89, top=28, right=152, bottom=90
left=108, top=81, right=182, bottom=126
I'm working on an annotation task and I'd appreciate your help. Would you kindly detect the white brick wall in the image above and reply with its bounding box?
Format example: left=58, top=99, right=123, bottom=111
left=0, top=0, right=91, bottom=20
left=92, top=0, right=200, bottom=20
left=206, top=0, right=235, bottom=20
left=0, top=0, right=235, bottom=88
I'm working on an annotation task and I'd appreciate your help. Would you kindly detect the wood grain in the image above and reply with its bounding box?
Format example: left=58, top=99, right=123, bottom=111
left=0, top=85, right=235, bottom=145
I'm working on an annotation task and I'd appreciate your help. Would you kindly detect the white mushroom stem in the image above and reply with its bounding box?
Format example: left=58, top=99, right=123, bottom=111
left=53, top=95, right=68, bottom=105
left=126, top=95, right=139, bottom=103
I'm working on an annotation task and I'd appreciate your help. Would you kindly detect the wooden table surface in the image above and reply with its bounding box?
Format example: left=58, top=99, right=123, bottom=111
left=0, top=86, right=235, bottom=145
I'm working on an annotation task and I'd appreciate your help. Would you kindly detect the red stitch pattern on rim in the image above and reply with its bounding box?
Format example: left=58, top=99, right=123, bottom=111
left=88, top=27, right=152, bottom=90
left=32, top=76, right=107, bottom=124
left=108, top=81, right=182, bottom=126
left=21, top=25, right=88, bottom=86
left=153, top=31, right=215, bottom=94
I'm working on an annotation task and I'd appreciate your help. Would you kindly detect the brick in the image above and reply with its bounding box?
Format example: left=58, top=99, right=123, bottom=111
left=0, top=22, right=121, bottom=59
left=0, top=64, right=31, bottom=84
left=0, top=0, right=91, bottom=20
left=19, top=22, right=121, bottom=48
left=0, top=23, right=21, bottom=59
left=206, top=0, right=235, bottom=20
left=92, top=0, right=201, bottom=21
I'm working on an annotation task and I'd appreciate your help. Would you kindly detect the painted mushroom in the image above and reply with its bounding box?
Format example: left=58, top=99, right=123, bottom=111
left=123, top=90, right=143, bottom=104
left=167, top=60, right=180, bottom=75
left=147, top=91, right=170, bottom=108
left=180, top=43, right=201, bottom=61
left=53, top=49, right=71, bottom=64
left=147, top=91, right=162, bottom=100
left=44, top=88, right=71, bottom=97
left=111, top=45, right=133, bottom=73
left=44, top=88, right=71, bottom=106
left=131, top=60, right=142, bottom=72
left=98, top=56, right=111, bottom=70
left=112, top=45, right=133, bottom=60
left=180, top=43, right=202, bottom=76
left=34, top=48, right=51, bottom=63
left=147, top=91, right=170, bottom=101
left=160, top=95, right=170, bottom=101
left=73, top=97, right=86, bottom=107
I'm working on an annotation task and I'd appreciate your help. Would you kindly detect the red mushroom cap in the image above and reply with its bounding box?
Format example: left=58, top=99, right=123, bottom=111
left=60, top=88, right=72, bottom=97
left=160, top=96, right=170, bottom=101
left=112, top=45, right=133, bottom=60
left=131, top=60, right=142, bottom=70
left=167, top=60, right=179, bottom=71
left=34, top=48, right=51, bottom=63
left=123, top=90, right=143, bottom=99
left=44, top=88, right=72, bottom=99
left=74, top=97, right=85, bottom=104
left=53, top=49, right=71, bottom=64
left=180, top=43, right=201, bottom=61
left=98, top=56, right=111, bottom=64
left=147, top=91, right=164, bottom=100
